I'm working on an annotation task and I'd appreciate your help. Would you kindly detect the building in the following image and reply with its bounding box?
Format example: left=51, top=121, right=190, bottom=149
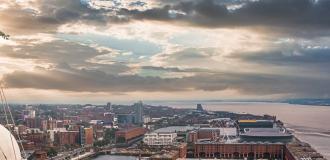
left=26, top=117, right=42, bottom=129
left=143, top=116, right=151, bottom=124
left=55, top=131, right=79, bottom=146
left=117, top=114, right=135, bottom=124
left=56, top=120, right=64, bottom=128
left=22, top=106, right=36, bottom=120
left=84, top=127, right=94, bottom=146
left=194, top=142, right=284, bottom=159
left=106, top=102, right=112, bottom=111
left=17, top=124, right=27, bottom=134
left=196, top=128, right=237, bottom=140
left=240, top=128, right=293, bottom=143
left=79, top=126, right=85, bottom=146
left=46, top=118, right=57, bottom=130
left=188, top=131, right=198, bottom=143
left=144, top=132, right=177, bottom=146
left=197, top=128, right=220, bottom=140
left=115, top=127, right=147, bottom=146
left=103, top=112, right=115, bottom=124
left=219, top=128, right=238, bottom=137
left=197, top=104, right=204, bottom=111
left=238, top=120, right=274, bottom=130
left=25, top=132, right=46, bottom=145
left=134, top=101, right=144, bottom=124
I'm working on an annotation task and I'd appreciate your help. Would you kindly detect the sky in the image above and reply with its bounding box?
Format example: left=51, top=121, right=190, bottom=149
left=0, top=0, right=330, bottom=104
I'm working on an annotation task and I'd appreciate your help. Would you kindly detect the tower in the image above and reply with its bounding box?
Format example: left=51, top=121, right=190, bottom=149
left=134, top=101, right=143, bottom=124
left=106, top=102, right=112, bottom=111
left=197, top=104, right=204, bottom=111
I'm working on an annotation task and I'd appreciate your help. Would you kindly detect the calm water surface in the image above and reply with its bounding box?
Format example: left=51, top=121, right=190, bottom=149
left=93, top=155, right=137, bottom=160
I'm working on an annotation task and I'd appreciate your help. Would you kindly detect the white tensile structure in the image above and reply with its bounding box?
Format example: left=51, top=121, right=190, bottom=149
left=0, top=125, right=22, bottom=160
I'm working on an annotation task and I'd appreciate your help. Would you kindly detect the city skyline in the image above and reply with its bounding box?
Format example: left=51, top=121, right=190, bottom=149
left=1, top=0, right=330, bottom=103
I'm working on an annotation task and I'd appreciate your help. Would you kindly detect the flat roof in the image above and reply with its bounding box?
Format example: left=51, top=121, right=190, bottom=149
left=195, top=141, right=284, bottom=145
left=239, top=120, right=274, bottom=123
left=154, top=126, right=198, bottom=133
left=241, top=128, right=292, bottom=137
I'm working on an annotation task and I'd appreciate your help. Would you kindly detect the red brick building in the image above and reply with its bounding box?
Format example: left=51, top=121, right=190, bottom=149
left=115, top=127, right=147, bottom=144
left=188, top=131, right=198, bottom=143
left=26, top=117, right=42, bottom=129
left=26, top=133, right=46, bottom=145
left=194, top=143, right=284, bottom=159
left=197, top=128, right=220, bottom=140
left=177, top=143, right=187, bottom=158
left=55, top=131, right=79, bottom=146
left=84, top=127, right=94, bottom=146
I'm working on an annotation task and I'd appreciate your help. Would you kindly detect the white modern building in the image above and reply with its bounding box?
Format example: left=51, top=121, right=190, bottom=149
left=219, top=128, right=237, bottom=137
left=144, top=132, right=177, bottom=146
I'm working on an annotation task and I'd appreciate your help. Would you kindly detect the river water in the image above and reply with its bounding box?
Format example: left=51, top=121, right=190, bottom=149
left=94, top=102, right=330, bottom=159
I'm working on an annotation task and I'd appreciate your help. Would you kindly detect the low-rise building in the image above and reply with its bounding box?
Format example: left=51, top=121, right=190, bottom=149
left=54, top=131, right=79, bottom=146
left=144, top=132, right=177, bottom=146
left=115, top=127, right=147, bottom=146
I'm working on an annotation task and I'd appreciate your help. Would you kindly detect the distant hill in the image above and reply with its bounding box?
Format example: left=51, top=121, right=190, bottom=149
left=283, top=99, right=330, bottom=106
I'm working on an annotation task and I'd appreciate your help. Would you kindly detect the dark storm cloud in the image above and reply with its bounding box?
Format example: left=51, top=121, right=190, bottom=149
left=237, top=48, right=330, bottom=64
left=230, top=46, right=330, bottom=75
left=3, top=65, right=330, bottom=97
left=0, top=0, right=125, bottom=34
left=231, top=45, right=330, bottom=71
left=128, top=0, right=330, bottom=33
left=39, top=0, right=110, bottom=24
left=3, top=0, right=330, bottom=35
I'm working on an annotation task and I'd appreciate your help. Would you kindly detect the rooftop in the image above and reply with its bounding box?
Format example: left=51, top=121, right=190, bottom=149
left=241, top=128, right=292, bottom=138
left=154, top=126, right=198, bottom=133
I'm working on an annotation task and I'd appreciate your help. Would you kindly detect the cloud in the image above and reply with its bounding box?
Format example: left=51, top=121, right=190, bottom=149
left=2, top=64, right=330, bottom=98
left=230, top=42, right=330, bottom=74
left=0, top=0, right=125, bottom=35
left=238, top=48, right=330, bottom=64
left=125, top=0, right=330, bottom=36
left=3, top=0, right=330, bottom=37
left=0, top=38, right=135, bottom=75
left=2, top=0, right=330, bottom=101
left=151, top=47, right=237, bottom=71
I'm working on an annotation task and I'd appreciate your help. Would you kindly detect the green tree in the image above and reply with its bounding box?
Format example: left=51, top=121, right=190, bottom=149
left=0, top=31, right=9, bottom=40
left=104, top=128, right=117, bottom=142
left=47, top=148, right=58, bottom=157
left=116, top=137, right=126, bottom=143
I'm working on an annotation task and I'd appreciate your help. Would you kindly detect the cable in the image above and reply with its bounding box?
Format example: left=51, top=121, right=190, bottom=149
left=0, top=86, right=9, bottom=125
left=0, top=81, right=27, bottom=159
left=0, top=147, right=8, bottom=160
left=0, top=86, right=17, bottom=160
left=0, top=89, right=17, bottom=160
